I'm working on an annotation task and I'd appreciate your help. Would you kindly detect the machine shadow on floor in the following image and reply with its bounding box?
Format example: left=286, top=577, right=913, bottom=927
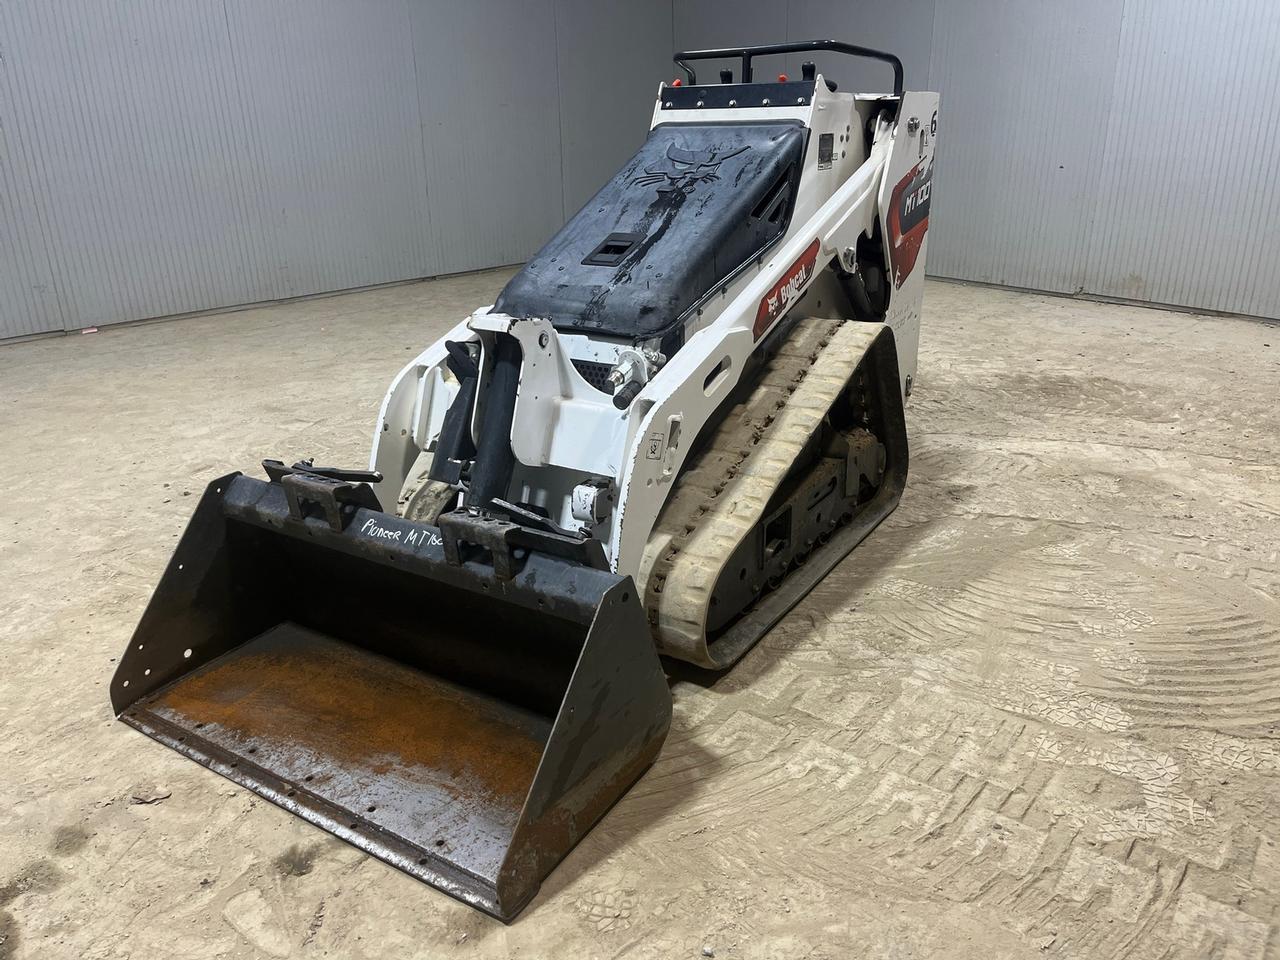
left=662, top=435, right=980, bottom=693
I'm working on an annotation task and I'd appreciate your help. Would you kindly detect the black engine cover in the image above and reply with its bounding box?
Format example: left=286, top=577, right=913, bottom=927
left=494, top=121, right=805, bottom=343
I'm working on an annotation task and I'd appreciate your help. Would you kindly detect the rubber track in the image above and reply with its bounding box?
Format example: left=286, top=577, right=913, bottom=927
left=638, top=317, right=876, bottom=665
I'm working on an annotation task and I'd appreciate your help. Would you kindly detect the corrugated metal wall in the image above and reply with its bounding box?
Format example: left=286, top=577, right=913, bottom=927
left=928, top=0, right=1280, bottom=320
left=0, top=0, right=673, bottom=340
left=5, top=2, right=1277, bottom=338
left=1083, top=0, right=1280, bottom=318
left=675, top=0, right=1280, bottom=320
left=557, top=0, right=676, bottom=219
left=927, top=0, right=1124, bottom=295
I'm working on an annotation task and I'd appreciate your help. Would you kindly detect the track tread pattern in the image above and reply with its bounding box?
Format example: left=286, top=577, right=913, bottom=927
left=639, top=318, right=880, bottom=664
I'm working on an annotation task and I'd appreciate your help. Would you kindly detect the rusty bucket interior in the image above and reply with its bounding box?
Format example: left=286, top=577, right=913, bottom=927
left=111, top=473, right=671, bottom=920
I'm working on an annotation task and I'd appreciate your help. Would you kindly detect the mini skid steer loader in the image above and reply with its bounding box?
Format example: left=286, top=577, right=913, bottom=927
left=111, top=41, right=938, bottom=920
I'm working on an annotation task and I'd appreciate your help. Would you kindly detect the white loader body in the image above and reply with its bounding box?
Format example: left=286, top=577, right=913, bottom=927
left=372, top=69, right=938, bottom=580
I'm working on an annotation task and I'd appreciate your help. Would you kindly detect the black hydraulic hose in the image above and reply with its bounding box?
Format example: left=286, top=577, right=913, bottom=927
left=429, top=341, right=480, bottom=479
left=467, top=334, right=522, bottom=508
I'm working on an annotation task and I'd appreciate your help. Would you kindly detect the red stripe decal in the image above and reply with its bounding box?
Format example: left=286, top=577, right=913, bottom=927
left=753, top=239, right=821, bottom=340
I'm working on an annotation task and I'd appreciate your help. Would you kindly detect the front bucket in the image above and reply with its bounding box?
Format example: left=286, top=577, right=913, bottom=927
left=110, top=473, right=671, bottom=921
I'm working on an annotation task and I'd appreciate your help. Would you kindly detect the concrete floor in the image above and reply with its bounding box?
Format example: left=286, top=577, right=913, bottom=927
left=2, top=271, right=1278, bottom=960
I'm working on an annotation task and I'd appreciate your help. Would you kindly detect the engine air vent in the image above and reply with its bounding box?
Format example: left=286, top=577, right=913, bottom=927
left=572, top=359, right=616, bottom=394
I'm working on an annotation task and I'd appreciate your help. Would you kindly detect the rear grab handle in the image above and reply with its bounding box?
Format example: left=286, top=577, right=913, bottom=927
left=673, top=39, right=904, bottom=96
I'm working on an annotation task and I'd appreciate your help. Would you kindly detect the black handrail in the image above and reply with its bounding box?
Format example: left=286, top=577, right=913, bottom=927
left=673, top=39, right=904, bottom=97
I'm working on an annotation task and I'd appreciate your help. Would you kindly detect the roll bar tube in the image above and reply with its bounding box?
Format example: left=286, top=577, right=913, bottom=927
left=673, top=39, right=904, bottom=96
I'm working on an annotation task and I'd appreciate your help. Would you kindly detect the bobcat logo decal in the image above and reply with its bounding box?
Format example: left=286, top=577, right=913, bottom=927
left=630, top=143, right=749, bottom=195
